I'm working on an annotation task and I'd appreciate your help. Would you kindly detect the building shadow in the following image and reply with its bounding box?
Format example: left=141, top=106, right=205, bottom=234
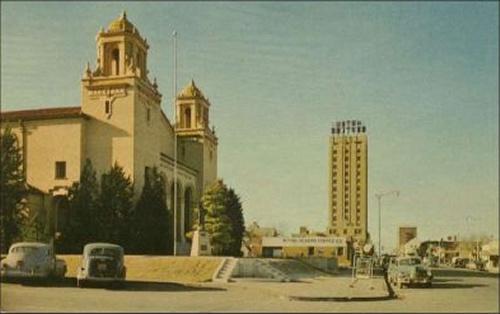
left=120, top=280, right=226, bottom=292
left=420, top=282, right=487, bottom=289
left=289, top=295, right=399, bottom=302
left=1, top=277, right=226, bottom=292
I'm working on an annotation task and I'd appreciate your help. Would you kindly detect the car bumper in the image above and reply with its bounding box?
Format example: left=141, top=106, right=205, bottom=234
left=399, top=276, right=432, bottom=284
left=1, top=268, right=50, bottom=278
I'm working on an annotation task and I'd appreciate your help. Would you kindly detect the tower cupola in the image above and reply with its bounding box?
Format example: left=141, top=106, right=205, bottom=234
left=85, top=11, right=151, bottom=82
left=176, top=80, right=212, bottom=132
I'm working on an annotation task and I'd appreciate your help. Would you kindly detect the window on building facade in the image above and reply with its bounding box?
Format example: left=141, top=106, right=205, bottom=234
left=147, top=107, right=151, bottom=123
left=55, top=161, right=66, bottom=179
left=105, top=100, right=111, bottom=114
left=112, top=48, right=120, bottom=75
left=184, top=108, right=191, bottom=128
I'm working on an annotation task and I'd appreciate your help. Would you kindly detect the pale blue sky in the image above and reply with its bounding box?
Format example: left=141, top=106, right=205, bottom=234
left=1, top=2, right=498, bottom=252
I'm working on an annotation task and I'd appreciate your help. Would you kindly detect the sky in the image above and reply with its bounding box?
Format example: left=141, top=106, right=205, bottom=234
left=1, top=1, right=498, bottom=252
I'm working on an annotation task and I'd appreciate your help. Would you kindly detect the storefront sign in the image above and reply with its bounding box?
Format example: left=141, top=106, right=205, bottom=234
left=262, top=236, right=346, bottom=247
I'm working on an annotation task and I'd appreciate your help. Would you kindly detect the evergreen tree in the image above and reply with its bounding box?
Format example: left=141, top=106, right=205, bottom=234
left=97, top=162, right=134, bottom=246
left=130, top=167, right=172, bottom=254
left=63, top=159, right=99, bottom=252
left=226, top=188, right=245, bottom=256
left=200, top=179, right=245, bottom=256
left=201, top=180, right=232, bottom=255
left=1, top=126, right=27, bottom=253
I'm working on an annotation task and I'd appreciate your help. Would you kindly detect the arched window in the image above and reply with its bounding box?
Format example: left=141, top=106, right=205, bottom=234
left=112, top=48, right=120, bottom=75
left=184, top=108, right=191, bottom=128
left=136, top=52, right=141, bottom=75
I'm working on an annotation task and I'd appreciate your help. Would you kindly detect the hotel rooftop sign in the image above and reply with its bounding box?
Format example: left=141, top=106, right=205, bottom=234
left=262, top=237, right=346, bottom=247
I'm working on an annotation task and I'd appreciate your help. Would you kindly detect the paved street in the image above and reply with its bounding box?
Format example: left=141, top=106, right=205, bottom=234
left=1, top=268, right=498, bottom=312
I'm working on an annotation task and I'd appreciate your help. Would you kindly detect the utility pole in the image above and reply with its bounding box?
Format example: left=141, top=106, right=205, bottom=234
left=172, top=30, right=178, bottom=256
left=375, top=190, right=400, bottom=258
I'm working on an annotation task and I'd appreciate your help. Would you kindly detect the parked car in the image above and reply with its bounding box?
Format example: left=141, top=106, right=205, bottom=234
left=0, top=242, right=67, bottom=281
left=76, top=242, right=126, bottom=288
left=387, top=256, right=433, bottom=288
left=466, top=259, right=485, bottom=271
left=452, top=257, right=470, bottom=268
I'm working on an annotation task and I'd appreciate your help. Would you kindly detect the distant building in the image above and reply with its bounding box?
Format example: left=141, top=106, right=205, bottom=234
left=260, top=236, right=347, bottom=261
left=399, top=226, right=418, bottom=247
left=244, top=222, right=278, bottom=257
left=481, top=240, right=499, bottom=273
left=327, top=120, right=368, bottom=244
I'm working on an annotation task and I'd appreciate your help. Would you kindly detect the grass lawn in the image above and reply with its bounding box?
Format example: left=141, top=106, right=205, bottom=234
left=61, top=255, right=223, bottom=283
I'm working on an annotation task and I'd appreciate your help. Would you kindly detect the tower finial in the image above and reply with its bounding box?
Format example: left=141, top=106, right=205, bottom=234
left=121, top=10, right=127, bottom=19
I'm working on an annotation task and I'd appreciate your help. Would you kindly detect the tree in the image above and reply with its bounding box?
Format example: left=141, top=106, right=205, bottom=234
left=200, top=179, right=245, bottom=256
left=226, top=188, right=245, bottom=256
left=1, top=126, right=27, bottom=253
left=97, top=162, right=134, bottom=246
left=63, top=159, right=100, bottom=253
left=130, top=167, right=172, bottom=254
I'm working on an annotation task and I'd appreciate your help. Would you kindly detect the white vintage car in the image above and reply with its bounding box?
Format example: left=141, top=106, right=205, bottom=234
left=1, top=242, right=67, bottom=280
left=76, top=242, right=126, bottom=288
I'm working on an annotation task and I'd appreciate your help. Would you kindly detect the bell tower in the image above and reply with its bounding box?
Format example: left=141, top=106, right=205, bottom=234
left=81, top=11, right=162, bottom=192
left=176, top=80, right=218, bottom=194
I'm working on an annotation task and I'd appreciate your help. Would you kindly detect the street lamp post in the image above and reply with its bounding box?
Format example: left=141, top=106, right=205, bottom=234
left=465, top=216, right=480, bottom=262
left=375, top=190, right=400, bottom=258
left=172, top=30, right=178, bottom=256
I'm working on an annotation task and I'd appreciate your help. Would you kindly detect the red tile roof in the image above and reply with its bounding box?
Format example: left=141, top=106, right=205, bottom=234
left=1, top=106, right=86, bottom=122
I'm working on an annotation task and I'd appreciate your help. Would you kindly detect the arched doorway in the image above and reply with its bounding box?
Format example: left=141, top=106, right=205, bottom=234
left=170, top=181, right=182, bottom=242
left=184, top=187, right=194, bottom=235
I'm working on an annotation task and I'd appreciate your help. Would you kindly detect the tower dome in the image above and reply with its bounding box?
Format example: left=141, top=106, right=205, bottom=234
left=178, top=79, right=206, bottom=100
left=107, top=11, right=139, bottom=35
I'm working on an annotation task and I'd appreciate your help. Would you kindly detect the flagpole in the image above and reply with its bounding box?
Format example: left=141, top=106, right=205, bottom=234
left=173, top=30, right=178, bottom=256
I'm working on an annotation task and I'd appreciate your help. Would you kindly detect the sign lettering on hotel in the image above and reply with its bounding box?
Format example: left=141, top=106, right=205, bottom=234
left=262, top=237, right=346, bottom=247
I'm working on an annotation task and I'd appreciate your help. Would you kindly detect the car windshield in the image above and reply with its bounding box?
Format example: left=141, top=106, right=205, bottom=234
left=399, top=258, right=421, bottom=266
left=89, top=247, right=121, bottom=258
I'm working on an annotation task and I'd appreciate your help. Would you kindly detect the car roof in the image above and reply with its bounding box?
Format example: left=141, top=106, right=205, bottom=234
left=10, top=242, right=50, bottom=248
left=83, top=242, right=124, bottom=251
